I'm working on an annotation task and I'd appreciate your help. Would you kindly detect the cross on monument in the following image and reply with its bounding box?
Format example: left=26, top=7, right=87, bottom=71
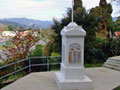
left=72, top=0, right=74, bottom=22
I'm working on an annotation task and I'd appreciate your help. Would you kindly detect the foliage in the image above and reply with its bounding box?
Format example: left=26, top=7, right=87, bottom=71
left=5, top=41, right=12, bottom=46
left=49, top=52, right=61, bottom=72
left=115, top=17, right=120, bottom=30
left=43, top=42, right=52, bottom=56
left=42, top=29, right=56, bottom=56
left=0, top=30, right=40, bottom=63
left=51, top=52, right=60, bottom=57
left=30, top=44, right=43, bottom=57
left=103, top=37, right=120, bottom=57
left=89, top=0, right=113, bottom=38
left=107, top=17, right=116, bottom=33
left=107, top=17, right=120, bottom=37
left=0, top=43, right=5, bottom=50
left=49, top=0, right=106, bottom=63
left=50, top=52, right=60, bottom=63
left=48, top=0, right=120, bottom=64
left=0, top=62, right=4, bottom=67
left=74, top=0, right=82, bottom=10
left=113, top=85, right=120, bottom=90
left=85, top=34, right=107, bottom=63
left=85, top=63, right=103, bottom=68
left=50, top=0, right=97, bottom=54
left=51, top=19, right=63, bottom=53
left=8, top=25, right=14, bottom=31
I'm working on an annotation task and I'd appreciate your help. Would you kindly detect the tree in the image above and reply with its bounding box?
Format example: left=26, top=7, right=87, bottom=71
left=30, top=44, right=43, bottom=57
left=107, top=16, right=120, bottom=37
left=99, top=0, right=107, bottom=6
left=8, top=25, right=14, bottom=31
left=47, top=0, right=115, bottom=64
left=89, top=0, right=113, bottom=38
left=74, top=0, right=82, bottom=10
left=50, top=0, right=97, bottom=54
left=107, top=17, right=116, bottom=36
left=115, top=17, right=120, bottom=30
left=51, top=19, right=64, bottom=53
left=1, top=30, right=40, bottom=63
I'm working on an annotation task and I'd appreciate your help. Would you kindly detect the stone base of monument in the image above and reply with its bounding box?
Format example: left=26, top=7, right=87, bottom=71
left=55, top=72, right=93, bottom=90
left=54, top=22, right=93, bottom=90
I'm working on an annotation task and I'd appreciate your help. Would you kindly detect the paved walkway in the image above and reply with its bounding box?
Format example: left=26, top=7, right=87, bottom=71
left=1, top=67, right=120, bottom=90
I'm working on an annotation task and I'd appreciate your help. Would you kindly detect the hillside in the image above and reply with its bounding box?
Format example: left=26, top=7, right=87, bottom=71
left=0, top=18, right=53, bottom=29
left=0, top=23, right=8, bottom=30
left=0, top=20, right=23, bottom=27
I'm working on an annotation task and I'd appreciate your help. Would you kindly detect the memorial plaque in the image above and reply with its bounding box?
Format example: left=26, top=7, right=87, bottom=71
left=69, top=43, right=81, bottom=64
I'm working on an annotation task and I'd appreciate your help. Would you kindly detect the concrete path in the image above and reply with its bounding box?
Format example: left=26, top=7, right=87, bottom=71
left=1, top=67, right=120, bottom=90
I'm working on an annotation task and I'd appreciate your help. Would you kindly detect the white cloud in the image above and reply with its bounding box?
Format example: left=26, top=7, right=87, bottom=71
left=0, top=0, right=72, bottom=20
left=110, top=1, right=120, bottom=17
left=0, top=0, right=119, bottom=20
left=82, top=0, right=99, bottom=9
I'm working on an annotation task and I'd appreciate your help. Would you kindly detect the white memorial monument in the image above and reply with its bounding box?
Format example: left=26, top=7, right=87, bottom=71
left=55, top=0, right=93, bottom=90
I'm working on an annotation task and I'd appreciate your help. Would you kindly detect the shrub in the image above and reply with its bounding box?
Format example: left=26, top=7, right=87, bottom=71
left=30, top=44, right=43, bottom=57
left=103, top=37, right=120, bottom=58
left=50, top=52, right=60, bottom=63
left=85, top=35, right=107, bottom=64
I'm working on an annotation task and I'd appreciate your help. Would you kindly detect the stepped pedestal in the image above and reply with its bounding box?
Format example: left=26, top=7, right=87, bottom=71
left=103, top=56, right=120, bottom=71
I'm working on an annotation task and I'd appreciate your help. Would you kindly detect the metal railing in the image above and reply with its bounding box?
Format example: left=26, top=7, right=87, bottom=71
left=0, top=56, right=61, bottom=81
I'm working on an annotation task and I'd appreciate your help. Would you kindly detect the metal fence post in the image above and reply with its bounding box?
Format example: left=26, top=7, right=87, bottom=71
left=14, top=63, right=17, bottom=80
left=47, top=57, right=49, bottom=71
left=29, top=58, right=31, bottom=73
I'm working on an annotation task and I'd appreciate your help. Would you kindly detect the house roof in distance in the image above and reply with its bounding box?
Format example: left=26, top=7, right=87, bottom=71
left=115, top=31, right=120, bottom=37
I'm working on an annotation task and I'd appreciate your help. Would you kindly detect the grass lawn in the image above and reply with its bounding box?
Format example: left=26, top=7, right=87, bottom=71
left=114, top=86, right=120, bottom=90
left=116, top=88, right=120, bottom=90
left=85, top=63, right=103, bottom=68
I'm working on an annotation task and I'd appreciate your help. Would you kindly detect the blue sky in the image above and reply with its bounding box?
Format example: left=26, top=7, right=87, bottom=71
left=0, top=0, right=119, bottom=21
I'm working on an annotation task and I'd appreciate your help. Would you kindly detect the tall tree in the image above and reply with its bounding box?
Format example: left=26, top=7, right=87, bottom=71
left=49, top=0, right=97, bottom=54
left=115, top=17, right=120, bottom=30
left=74, top=0, right=82, bottom=10
left=48, top=0, right=114, bottom=63
left=89, top=0, right=113, bottom=38
left=99, top=0, right=107, bottom=6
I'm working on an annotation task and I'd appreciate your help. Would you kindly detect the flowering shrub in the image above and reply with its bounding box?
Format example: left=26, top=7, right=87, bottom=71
left=0, top=30, right=40, bottom=63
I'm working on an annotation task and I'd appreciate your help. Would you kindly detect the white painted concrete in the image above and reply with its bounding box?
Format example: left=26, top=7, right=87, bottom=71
left=55, top=22, right=93, bottom=90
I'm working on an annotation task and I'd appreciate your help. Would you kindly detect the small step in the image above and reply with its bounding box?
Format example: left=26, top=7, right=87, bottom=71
left=108, top=56, right=120, bottom=61
left=103, top=64, right=120, bottom=71
left=103, top=56, right=120, bottom=71
left=106, top=60, right=120, bottom=64
left=104, top=62, right=120, bottom=67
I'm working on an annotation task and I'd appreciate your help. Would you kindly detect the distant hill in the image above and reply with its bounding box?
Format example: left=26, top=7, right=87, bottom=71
left=0, top=18, right=53, bottom=29
left=0, top=20, right=23, bottom=27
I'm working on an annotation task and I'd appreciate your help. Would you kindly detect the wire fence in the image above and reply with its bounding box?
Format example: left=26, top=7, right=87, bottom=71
left=0, top=56, right=61, bottom=87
